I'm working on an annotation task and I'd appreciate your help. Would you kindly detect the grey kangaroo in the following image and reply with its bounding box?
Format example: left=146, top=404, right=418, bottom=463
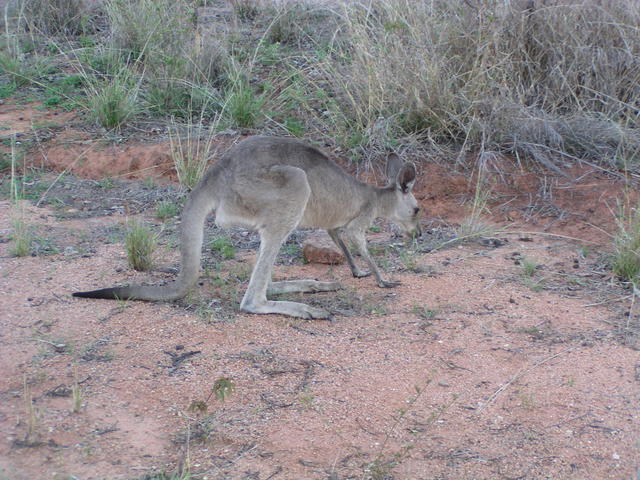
left=73, top=136, right=422, bottom=319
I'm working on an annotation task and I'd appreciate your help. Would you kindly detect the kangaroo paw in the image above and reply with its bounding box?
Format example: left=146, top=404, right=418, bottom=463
left=353, top=269, right=372, bottom=278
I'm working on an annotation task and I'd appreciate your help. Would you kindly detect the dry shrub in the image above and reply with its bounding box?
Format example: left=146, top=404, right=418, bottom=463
left=105, top=0, right=193, bottom=64
left=317, top=0, right=640, bottom=169
left=8, top=0, right=86, bottom=36
left=264, top=1, right=339, bottom=47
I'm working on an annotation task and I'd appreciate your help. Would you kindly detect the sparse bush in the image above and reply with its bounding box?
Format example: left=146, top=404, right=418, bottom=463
left=105, top=0, right=227, bottom=120
left=266, top=2, right=312, bottom=46
left=189, top=36, right=229, bottom=86
left=105, top=0, right=193, bottom=65
left=211, top=377, right=235, bottom=401
left=230, top=0, right=260, bottom=21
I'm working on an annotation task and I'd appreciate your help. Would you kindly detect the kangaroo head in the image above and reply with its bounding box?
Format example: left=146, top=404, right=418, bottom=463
left=385, top=153, right=422, bottom=239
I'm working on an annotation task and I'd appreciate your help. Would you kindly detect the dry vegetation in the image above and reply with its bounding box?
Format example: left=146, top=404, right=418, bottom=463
left=1, top=0, right=638, bottom=167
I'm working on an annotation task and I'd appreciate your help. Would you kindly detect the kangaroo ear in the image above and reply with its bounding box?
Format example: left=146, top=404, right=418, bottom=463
left=396, top=162, right=416, bottom=193
left=385, top=152, right=403, bottom=185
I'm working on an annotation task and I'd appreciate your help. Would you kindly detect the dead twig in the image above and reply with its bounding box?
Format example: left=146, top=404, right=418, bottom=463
left=164, top=350, right=201, bottom=374
left=478, top=346, right=576, bottom=412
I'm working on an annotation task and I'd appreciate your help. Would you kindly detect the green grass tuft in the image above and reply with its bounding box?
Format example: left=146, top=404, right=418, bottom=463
left=125, top=219, right=157, bottom=272
left=87, top=72, right=139, bottom=129
left=210, top=235, right=236, bottom=260
left=155, top=201, right=179, bottom=221
left=11, top=217, right=32, bottom=257
left=612, top=203, right=640, bottom=285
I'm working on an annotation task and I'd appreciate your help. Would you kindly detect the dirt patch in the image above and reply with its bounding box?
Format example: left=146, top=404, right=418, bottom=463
left=412, top=159, right=634, bottom=245
left=0, top=101, right=77, bottom=139
left=27, top=128, right=243, bottom=182
left=36, top=130, right=177, bottom=181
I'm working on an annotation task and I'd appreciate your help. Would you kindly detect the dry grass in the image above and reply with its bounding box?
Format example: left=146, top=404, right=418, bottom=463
left=2, top=0, right=638, bottom=172
left=7, top=0, right=88, bottom=36
left=311, top=0, right=640, bottom=169
left=169, top=117, right=221, bottom=191
left=6, top=0, right=637, bottom=170
left=612, top=201, right=640, bottom=285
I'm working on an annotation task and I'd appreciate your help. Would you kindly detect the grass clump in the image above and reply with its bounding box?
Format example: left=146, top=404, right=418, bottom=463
left=146, top=79, right=201, bottom=119
left=125, top=219, right=157, bottom=271
left=0, top=51, right=31, bottom=87
left=86, top=69, right=139, bottom=129
left=265, top=2, right=317, bottom=46
left=71, top=373, right=83, bottom=413
left=519, top=257, right=544, bottom=292
left=12, top=0, right=88, bottom=36
left=169, top=120, right=219, bottom=191
left=210, top=235, right=236, bottom=260
left=521, top=258, right=539, bottom=278
left=11, top=216, right=32, bottom=257
left=105, top=0, right=192, bottom=65
left=230, top=0, right=260, bottom=21
left=224, top=74, right=265, bottom=129
left=456, top=157, right=497, bottom=240
left=8, top=136, right=32, bottom=257
left=612, top=203, right=640, bottom=285
left=411, top=304, right=437, bottom=320
left=155, top=201, right=179, bottom=221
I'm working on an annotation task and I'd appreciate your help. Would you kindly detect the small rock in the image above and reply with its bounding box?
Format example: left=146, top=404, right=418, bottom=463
left=302, top=232, right=344, bottom=265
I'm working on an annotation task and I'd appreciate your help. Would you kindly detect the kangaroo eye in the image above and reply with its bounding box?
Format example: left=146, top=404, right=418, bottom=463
left=413, top=207, right=420, bottom=215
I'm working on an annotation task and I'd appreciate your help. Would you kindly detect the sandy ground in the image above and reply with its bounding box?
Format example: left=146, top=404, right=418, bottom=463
left=0, top=180, right=638, bottom=479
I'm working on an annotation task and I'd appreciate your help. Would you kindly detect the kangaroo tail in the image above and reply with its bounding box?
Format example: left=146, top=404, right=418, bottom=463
left=73, top=182, right=215, bottom=302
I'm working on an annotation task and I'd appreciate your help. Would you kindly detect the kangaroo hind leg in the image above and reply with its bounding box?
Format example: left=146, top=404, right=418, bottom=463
left=239, top=165, right=332, bottom=319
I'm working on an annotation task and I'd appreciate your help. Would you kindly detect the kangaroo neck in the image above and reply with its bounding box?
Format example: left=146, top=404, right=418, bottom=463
left=371, top=185, right=397, bottom=219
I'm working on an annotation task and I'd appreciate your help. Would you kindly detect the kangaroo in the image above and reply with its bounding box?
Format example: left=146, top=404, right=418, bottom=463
left=73, top=136, right=422, bottom=319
